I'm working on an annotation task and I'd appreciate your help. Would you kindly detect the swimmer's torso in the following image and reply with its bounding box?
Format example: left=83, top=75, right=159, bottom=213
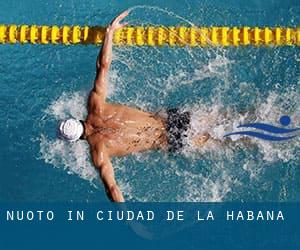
left=85, top=92, right=167, bottom=156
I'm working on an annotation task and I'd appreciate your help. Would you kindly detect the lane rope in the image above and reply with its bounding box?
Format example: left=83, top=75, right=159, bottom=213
left=0, top=25, right=299, bottom=46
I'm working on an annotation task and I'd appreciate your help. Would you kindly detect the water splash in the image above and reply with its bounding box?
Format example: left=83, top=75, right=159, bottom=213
left=37, top=6, right=300, bottom=202
left=39, top=134, right=97, bottom=184
left=39, top=89, right=300, bottom=202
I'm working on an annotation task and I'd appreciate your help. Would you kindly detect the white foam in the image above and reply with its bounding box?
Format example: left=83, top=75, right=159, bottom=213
left=39, top=92, right=98, bottom=185
left=45, top=91, right=87, bottom=120
left=39, top=134, right=97, bottom=183
left=180, top=89, right=300, bottom=163
left=253, top=90, right=300, bottom=162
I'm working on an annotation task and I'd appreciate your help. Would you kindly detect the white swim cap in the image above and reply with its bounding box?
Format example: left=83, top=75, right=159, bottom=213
left=58, top=118, right=84, bottom=142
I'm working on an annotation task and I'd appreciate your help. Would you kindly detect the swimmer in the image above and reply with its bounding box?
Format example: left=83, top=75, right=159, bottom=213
left=58, top=11, right=210, bottom=202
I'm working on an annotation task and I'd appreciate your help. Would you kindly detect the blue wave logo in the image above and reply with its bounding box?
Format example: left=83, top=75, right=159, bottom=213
left=224, top=116, right=300, bottom=141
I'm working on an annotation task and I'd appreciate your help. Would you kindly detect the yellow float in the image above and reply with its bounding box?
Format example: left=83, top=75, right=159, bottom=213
left=0, top=24, right=299, bottom=46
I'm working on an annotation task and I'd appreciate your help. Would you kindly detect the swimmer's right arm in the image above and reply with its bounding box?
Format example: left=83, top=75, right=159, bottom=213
left=93, top=11, right=129, bottom=100
left=92, top=144, right=125, bottom=202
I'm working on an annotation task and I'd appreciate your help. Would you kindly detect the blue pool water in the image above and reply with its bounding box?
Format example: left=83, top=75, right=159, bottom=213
left=0, top=0, right=299, bottom=202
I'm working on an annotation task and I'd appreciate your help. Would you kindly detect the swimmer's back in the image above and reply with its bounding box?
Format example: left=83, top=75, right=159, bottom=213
left=86, top=101, right=168, bottom=156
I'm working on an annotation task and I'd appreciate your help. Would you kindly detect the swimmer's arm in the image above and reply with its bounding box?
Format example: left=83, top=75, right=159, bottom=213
left=92, top=144, right=125, bottom=202
left=93, top=29, right=112, bottom=99
left=94, top=11, right=129, bottom=99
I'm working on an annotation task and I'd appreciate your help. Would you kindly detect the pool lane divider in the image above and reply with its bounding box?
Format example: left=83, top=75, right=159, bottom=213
left=0, top=25, right=299, bottom=46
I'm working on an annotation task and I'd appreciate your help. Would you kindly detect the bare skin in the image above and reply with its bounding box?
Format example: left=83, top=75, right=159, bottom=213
left=82, top=11, right=209, bottom=202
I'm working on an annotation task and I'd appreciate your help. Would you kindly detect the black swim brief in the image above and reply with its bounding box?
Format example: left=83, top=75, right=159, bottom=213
left=166, top=108, right=191, bottom=153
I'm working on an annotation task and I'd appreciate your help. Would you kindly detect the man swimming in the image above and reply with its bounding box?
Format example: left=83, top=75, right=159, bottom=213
left=58, top=11, right=210, bottom=202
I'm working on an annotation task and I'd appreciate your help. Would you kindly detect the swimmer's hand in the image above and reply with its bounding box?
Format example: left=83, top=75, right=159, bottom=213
left=107, top=10, right=129, bottom=33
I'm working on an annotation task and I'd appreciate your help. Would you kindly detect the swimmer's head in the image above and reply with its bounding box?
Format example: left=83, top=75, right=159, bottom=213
left=57, top=118, right=84, bottom=142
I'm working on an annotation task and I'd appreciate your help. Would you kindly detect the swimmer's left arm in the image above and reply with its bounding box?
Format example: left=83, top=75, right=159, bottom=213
left=94, top=11, right=129, bottom=100
left=92, top=143, right=125, bottom=202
